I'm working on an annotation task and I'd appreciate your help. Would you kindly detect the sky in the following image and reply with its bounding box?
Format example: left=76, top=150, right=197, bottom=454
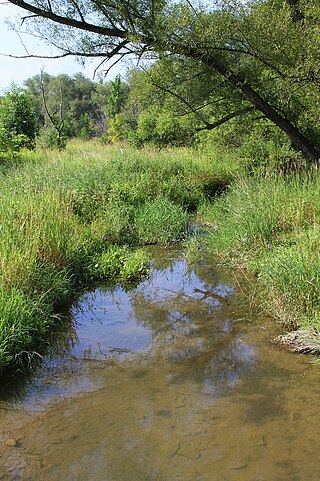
left=0, top=2, right=123, bottom=92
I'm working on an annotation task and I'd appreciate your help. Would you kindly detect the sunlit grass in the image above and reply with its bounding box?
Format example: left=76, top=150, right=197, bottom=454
left=199, top=171, right=320, bottom=330
left=0, top=139, right=237, bottom=371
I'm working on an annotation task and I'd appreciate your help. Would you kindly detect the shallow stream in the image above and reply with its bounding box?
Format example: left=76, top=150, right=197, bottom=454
left=1, top=248, right=320, bottom=481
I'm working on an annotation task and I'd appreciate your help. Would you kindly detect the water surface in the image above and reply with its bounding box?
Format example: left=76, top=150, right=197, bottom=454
left=0, top=248, right=320, bottom=481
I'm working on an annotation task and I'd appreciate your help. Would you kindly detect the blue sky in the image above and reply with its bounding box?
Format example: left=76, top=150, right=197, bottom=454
left=0, top=2, right=123, bottom=92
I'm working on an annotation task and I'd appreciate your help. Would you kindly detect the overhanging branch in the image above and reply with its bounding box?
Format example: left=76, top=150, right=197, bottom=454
left=195, top=106, right=255, bottom=131
left=8, top=0, right=128, bottom=38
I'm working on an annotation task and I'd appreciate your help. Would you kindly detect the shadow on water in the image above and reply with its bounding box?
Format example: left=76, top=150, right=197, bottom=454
left=0, top=247, right=320, bottom=481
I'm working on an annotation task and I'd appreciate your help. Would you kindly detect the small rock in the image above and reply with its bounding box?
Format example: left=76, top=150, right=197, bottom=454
left=4, top=438, right=21, bottom=448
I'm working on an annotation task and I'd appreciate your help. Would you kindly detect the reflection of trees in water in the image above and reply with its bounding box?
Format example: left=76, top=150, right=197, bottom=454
left=128, top=254, right=260, bottom=395
left=0, top=249, right=265, bottom=404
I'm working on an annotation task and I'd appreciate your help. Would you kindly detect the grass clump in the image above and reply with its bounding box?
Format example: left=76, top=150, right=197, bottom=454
left=0, top=288, right=51, bottom=366
left=199, top=171, right=320, bottom=331
left=259, top=230, right=320, bottom=327
left=135, top=198, right=188, bottom=245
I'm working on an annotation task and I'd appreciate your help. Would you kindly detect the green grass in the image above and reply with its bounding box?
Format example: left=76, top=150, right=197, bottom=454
left=198, top=171, right=320, bottom=330
left=0, top=139, right=237, bottom=371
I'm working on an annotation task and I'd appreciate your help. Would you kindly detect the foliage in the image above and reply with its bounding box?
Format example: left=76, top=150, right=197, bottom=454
left=0, top=85, right=37, bottom=151
left=23, top=73, right=130, bottom=146
left=125, top=60, right=231, bottom=148
left=35, top=126, right=66, bottom=150
left=7, top=0, right=320, bottom=159
left=135, top=198, right=189, bottom=245
left=107, top=75, right=128, bottom=119
left=88, top=246, right=149, bottom=281
left=107, top=114, right=126, bottom=143
left=4, top=0, right=319, bottom=160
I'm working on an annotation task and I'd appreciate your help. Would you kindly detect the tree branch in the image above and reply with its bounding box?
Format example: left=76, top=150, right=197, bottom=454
left=70, top=0, right=86, bottom=22
left=8, top=0, right=128, bottom=38
left=142, top=67, right=211, bottom=126
left=195, top=107, right=255, bottom=131
left=174, top=98, right=225, bottom=118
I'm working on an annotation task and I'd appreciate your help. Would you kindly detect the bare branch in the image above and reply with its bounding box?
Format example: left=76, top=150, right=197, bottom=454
left=9, top=0, right=128, bottom=38
left=101, top=51, right=129, bottom=77
left=135, top=44, right=149, bottom=66
left=174, top=98, right=225, bottom=118
left=15, top=30, right=31, bottom=55
left=20, top=14, right=38, bottom=24
left=0, top=50, right=114, bottom=59
left=70, top=0, right=86, bottom=23
left=93, top=56, right=108, bottom=78
left=185, top=0, right=197, bottom=15
left=39, top=68, right=55, bottom=128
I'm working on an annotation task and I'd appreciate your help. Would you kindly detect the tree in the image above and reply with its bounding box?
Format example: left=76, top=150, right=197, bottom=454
left=105, top=74, right=129, bottom=142
left=125, top=57, right=254, bottom=147
left=107, top=75, right=128, bottom=119
left=24, top=72, right=114, bottom=143
left=6, top=0, right=320, bottom=162
left=0, top=84, right=37, bottom=151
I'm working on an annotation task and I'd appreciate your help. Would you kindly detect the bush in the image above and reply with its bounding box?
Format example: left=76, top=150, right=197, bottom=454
left=0, top=85, right=37, bottom=151
left=36, top=126, right=67, bottom=150
left=130, top=107, right=193, bottom=148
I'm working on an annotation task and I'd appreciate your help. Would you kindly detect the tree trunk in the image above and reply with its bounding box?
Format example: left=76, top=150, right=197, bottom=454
left=181, top=48, right=320, bottom=163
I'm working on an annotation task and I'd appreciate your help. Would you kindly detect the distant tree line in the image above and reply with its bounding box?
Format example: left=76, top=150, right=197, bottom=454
left=0, top=72, right=130, bottom=151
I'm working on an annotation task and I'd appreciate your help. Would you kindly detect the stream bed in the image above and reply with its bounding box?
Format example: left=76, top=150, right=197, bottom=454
left=1, top=248, right=320, bottom=481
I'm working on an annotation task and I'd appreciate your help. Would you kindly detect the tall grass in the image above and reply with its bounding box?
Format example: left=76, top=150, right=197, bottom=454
left=199, top=171, right=320, bottom=329
left=0, top=140, right=237, bottom=371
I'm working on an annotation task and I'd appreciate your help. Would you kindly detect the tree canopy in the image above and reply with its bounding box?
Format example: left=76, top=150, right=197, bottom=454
left=6, top=0, right=320, bottom=161
left=0, top=85, right=37, bottom=151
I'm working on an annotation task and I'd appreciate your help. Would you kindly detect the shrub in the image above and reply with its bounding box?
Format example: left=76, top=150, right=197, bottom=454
left=0, top=85, right=37, bottom=151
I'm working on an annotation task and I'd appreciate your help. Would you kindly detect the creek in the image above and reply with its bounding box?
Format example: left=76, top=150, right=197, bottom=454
left=0, top=247, right=320, bottom=481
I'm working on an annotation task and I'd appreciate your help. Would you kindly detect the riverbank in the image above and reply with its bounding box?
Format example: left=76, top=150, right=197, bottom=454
left=198, top=171, right=320, bottom=350
left=0, top=140, right=236, bottom=371
left=2, top=139, right=320, bottom=372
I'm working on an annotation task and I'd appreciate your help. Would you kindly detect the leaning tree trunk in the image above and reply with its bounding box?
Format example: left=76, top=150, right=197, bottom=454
left=182, top=47, right=320, bottom=163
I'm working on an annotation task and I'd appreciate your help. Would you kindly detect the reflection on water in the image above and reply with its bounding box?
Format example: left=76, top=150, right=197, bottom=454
left=1, top=248, right=320, bottom=481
